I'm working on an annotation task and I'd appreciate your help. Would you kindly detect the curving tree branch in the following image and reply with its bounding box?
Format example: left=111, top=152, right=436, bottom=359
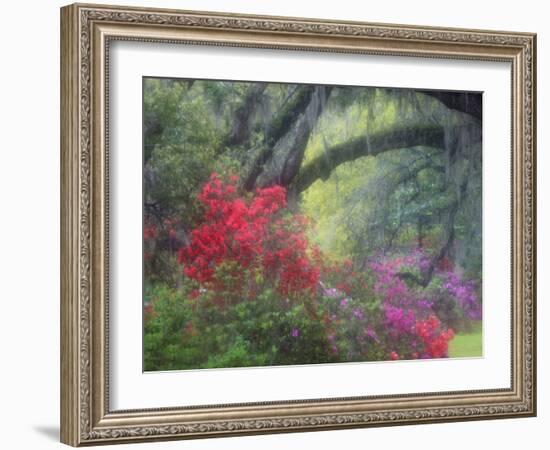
left=293, top=123, right=481, bottom=193
left=420, top=91, right=482, bottom=120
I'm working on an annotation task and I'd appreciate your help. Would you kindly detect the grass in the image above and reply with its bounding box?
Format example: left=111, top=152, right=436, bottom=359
left=448, top=321, right=482, bottom=358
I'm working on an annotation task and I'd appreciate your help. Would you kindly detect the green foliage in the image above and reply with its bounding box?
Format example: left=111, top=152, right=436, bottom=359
left=144, top=280, right=336, bottom=371
left=144, top=79, right=224, bottom=219
left=143, top=282, right=202, bottom=371
left=448, top=321, right=482, bottom=358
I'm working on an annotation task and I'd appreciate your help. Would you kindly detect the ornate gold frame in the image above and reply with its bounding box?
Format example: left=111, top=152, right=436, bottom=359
left=60, top=3, right=536, bottom=446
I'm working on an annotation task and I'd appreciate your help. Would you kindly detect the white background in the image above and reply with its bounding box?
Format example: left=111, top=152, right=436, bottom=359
left=0, top=0, right=546, bottom=449
left=111, top=42, right=511, bottom=409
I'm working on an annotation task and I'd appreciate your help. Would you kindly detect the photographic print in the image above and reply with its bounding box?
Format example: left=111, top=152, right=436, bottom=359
left=142, top=78, right=483, bottom=371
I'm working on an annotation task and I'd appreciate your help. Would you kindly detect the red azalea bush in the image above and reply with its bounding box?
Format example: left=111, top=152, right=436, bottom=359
left=415, top=315, right=455, bottom=358
left=177, top=173, right=320, bottom=301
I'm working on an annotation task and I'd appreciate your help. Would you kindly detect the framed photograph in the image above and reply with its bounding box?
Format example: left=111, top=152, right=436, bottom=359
left=60, top=3, right=536, bottom=446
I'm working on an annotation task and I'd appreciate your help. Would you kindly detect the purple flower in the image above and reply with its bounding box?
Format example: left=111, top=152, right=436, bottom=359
left=340, top=298, right=349, bottom=307
left=352, top=308, right=365, bottom=320
left=324, top=287, right=340, bottom=298
left=417, top=299, right=433, bottom=310
left=365, top=326, right=380, bottom=343
left=442, top=272, right=481, bottom=320
left=384, top=304, right=416, bottom=335
left=320, top=283, right=340, bottom=298
left=291, top=328, right=300, bottom=338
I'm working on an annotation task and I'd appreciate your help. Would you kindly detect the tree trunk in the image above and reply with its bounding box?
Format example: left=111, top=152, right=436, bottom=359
left=242, top=85, right=328, bottom=190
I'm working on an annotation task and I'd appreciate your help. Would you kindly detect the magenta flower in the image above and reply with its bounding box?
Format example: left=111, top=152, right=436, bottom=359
left=365, top=326, right=380, bottom=343
left=442, top=272, right=481, bottom=320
